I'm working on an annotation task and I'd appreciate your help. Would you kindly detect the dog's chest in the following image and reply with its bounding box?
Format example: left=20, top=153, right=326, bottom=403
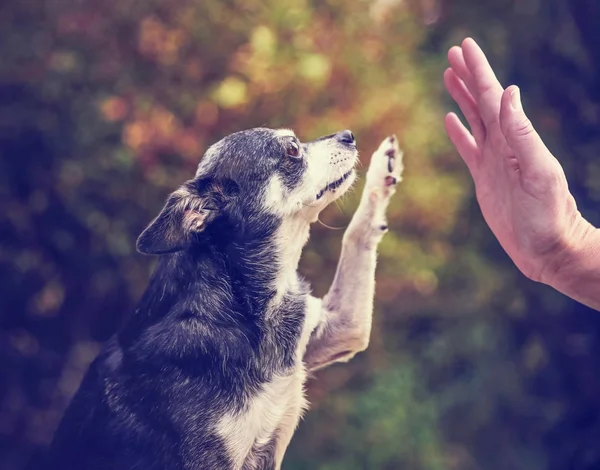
left=216, top=287, right=318, bottom=469
left=217, top=366, right=307, bottom=469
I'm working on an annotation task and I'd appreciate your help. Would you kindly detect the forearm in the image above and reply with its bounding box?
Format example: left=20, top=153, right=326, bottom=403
left=303, top=135, right=402, bottom=370
left=303, top=206, right=382, bottom=371
left=544, top=224, right=600, bottom=311
left=322, top=229, right=378, bottom=329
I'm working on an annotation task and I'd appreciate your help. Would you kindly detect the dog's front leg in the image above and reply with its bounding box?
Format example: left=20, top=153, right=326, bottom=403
left=304, top=136, right=403, bottom=371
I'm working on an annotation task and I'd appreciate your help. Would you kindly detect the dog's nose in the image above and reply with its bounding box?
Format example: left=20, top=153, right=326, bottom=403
left=336, top=130, right=355, bottom=145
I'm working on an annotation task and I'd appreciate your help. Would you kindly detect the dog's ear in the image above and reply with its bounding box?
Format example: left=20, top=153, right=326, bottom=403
left=136, top=179, right=226, bottom=255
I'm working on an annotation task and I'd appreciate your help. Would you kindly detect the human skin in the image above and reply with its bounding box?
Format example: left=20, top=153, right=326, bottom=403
left=444, top=37, right=600, bottom=311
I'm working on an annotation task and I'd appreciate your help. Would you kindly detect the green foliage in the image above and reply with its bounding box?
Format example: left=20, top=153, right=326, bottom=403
left=288, top=363, right=445, bottom=470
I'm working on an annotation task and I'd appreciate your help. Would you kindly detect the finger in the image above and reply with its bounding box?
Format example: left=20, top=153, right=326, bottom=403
left=461, top=38, right=505, bottom=128
left=461, top=38, right=504, bottom=98
left=444, top=68, right=486, bottom=146
left=445, top=112, right=479, bottom=173
left=499, top=86, right=555, bottom=175
left=447, top=46, right=477, bottom=96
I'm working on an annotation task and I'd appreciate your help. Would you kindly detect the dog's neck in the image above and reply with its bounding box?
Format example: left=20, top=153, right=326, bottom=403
left=226, top=211, right=312, bottom=311
left=127, top=212, right=313, bottom=332
left=269, top=213, right=311, bottom=301
left=212, top=209, right=312, bottom=316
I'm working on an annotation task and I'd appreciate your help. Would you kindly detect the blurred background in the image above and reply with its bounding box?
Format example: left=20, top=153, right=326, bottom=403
left=1, top=0, right=600, bottom=468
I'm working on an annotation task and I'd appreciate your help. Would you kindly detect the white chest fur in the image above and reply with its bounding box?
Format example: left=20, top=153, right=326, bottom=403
left=215, top=367, right=308, bottom=469
left=215, top=295, right=322, bottom=469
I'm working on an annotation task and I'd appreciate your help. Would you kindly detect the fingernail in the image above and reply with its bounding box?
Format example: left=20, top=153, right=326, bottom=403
left=510, top=87, right=522, bottom=111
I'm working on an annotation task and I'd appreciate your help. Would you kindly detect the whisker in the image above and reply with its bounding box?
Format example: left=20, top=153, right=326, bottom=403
left=316, top=215, right=346, bottom=230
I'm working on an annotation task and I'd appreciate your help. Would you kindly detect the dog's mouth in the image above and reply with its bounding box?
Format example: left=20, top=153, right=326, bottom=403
left=316, top=170, right=354, bottom=200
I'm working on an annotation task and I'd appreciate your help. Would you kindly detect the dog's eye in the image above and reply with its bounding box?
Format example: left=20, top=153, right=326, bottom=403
left=287, top=141, right=300, bottom=158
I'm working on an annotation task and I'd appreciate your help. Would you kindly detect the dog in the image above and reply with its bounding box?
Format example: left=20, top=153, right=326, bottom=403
left=40, top=128, right=403, bottom=470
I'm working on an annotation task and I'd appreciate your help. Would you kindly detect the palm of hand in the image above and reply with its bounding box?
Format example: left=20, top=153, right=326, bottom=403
left=474, top=126, right=575, bottom=280
left=444, top=39, right=582, bottom=282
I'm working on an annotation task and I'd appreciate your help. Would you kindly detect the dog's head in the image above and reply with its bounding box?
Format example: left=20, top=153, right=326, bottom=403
left=137, top=128, right=358, bottom=255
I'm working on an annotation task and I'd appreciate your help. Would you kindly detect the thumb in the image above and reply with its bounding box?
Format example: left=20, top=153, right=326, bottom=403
left=499, top=85, right=553, bottom=174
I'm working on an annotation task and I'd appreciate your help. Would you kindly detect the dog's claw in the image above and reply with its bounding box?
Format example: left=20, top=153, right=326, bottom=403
left=384, top=176, right=396, bottom=187
left=379, top=225, right=388, bottom=231
left=384, top=147, right=396, bottom=173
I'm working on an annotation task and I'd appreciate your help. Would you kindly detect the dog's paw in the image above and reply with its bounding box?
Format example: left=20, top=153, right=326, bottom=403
left=365, top=134, right=404, bottom=198
left=345, top=135, right=403, bottom=245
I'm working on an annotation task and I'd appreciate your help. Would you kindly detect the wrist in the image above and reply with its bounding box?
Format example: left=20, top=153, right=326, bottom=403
left=541, top=218, right=600, bottom=294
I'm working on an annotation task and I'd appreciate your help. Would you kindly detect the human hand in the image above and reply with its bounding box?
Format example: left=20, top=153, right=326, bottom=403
left=444, top=38, right=597, bottom=286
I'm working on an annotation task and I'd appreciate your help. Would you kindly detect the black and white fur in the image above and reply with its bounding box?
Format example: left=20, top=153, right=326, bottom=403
left=40, top=128, right=403, bottom=470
